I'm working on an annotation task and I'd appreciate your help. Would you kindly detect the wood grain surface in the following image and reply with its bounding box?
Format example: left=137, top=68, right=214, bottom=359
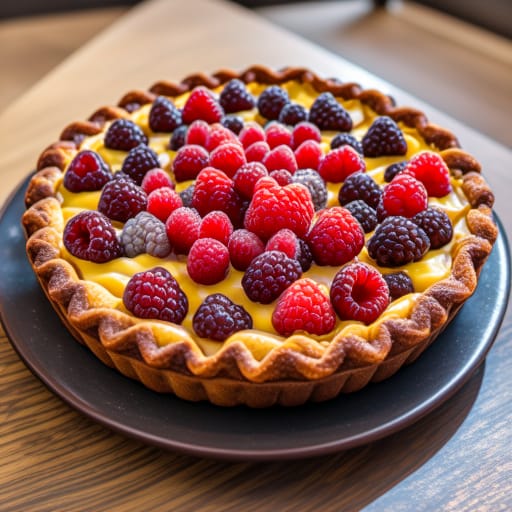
left=0, top=0, right=511, bottom=510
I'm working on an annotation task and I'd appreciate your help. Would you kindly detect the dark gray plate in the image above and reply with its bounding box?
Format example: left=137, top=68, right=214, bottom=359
left=0, top=176, right=509, bottom=461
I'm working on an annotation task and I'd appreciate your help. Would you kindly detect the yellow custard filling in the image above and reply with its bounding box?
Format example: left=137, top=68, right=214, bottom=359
left=56, top=80, right=471, bottom=355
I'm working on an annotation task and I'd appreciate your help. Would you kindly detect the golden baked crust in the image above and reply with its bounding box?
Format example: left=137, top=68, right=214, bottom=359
left=22, top=65, right=498, bottom=406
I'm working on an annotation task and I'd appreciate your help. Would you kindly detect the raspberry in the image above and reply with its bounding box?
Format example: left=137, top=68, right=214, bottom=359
left=404, top=151, right=452, bottom=197
left=147, top=187, right=183, bottom=222
left=362, top=116, right=407, bottom=157
left=209, top=142, right=246, bottom=178
left=382, top=271, right=414, bottom=301
left=219, top=79, right=255, bottom=113
left=123, top=267, right=188, bottom=323
left=384, top=161, right=407, bottom=182
left=193, top=294, right=253, bottom=341
left=63, top=211, right=122, bottom=263
left=338, top=172, right=381, bottom=209
left=205, top=123, right=239, bottom=152
left=63, top=150, right=112, bottom=192
left=297, top=239, right=313, bottom=272
left=98, top=176, right=147, bottom=222
left=278, top=103, right=308, bottom=126
left=318, top=146, right=366, bottom=183
left=344, top=200, right=378, bottom=233
left=169, top=125, right=188, bottom=151
left=412, top=206, right=453, bottom=249
left=182, top=86, right=224, bottom=124
left=308, top=92, right=352, bottom=132
left=368, top=216, right=430, bottom=267
left=330, top=262, right=390, bottom=324
left=141, top=168, right=174, bottom=194
left=381, top=174, right=428, bottom=218
left=199, top=210, right=234, bottom=246
left=104, top=119, right=148, bottom=151
left=221, top=115, right=244, bottom=135
left=307, top=207, right=365, bottom=266
left=242, top=250, right=302, bottom=304
left=265, top=228, right=299, bottom=259
left=330, top=133, right=363, bottom=154
left=245, top=141, right=270, bottom=163
left=185, top=120, right=210, bottom=147
left=269, top=169, right=292, bottom=186
left=121, top=144, right=160, bottom=185
left=228, top=229, right=265, bottom=271
left=233, top=161, right=268, bottom=198
left=172, top=144, right=209, bottom=182
left=244, top=176, right=315, bottom=240
left=262, top=144, right=298, bottom=174
left=187, top=237, right=230, bottom=285
left=120, top=212, right=171, bottom=258
left=291, top=168, right=327, bottom=211
left=294, top=140, right=323, bottom=171
left=290, top=121, right=321, bottom=150
left=179, top=184, right=195, bottom=207
left=272, top=278, right=336, bottom=336
left=257, top=85, right=290, bottom=120
left=149, top=96, right=182, bottom=133
left=239, top=122, right=265, bottom=149
left=165, top=206, right=201, bottom=254
left=265, top=122, right=292, bottom=149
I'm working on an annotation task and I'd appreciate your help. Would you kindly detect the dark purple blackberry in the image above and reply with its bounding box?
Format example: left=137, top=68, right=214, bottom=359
left=63, top=211, right=122, bottom=263
left=308, top=92, right=352, bottom=132
left=362, top=116, right=407, bottom=157
left=221, top=115, right=244, bottom=135
left=242, top=250, right=302, bottom=304
left=219, top=79, right=256, bottom=113
left=382, top=271, right=414, bottom=301
left=98, top=176, right=147, bottom=222
left=297, top=238, right=313, bottom=272
left=63, top=150, right=113, bottom=192
left=368, top=216, right=430, bottom=267
left=104, top=119, right=148, bottom=151
left=121, top=144, right=160, bottom=185
left=344, top=200, right=378, bottom=233
left=169, top=124, right=188, bottom=151
left=278, top=103, right=308, bottom=126
left=330, top=133, right=363, bottom=154
left=384, top=160, right=407, bottom=182
left=148, top=96, right=182, bottom=133
left=192, top=293, right=252, bottom=341
left=179, top=184, right=195, bottom=207
left=257, top=85, right=290, bottom=120
left=291, top=169, right=328, bottom=211
left=338, top=172, right=381, bottom=209
left=412, top=207, right=453, bottom=249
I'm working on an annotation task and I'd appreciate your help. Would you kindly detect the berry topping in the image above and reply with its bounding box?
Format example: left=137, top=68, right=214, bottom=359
left=149, top=96, right=182, bottom=133
left=209, top=141, right=246, bottom=178
left=308, top=92, right=352, bottom=132
left=382, top=271, right=414, bottom=301
left=228, top=229, right=265, bottom=271
left=121, top=212, right=171, bottom=258
left=297, top=239, right=313, bottom=272
left=121, top=144, right=160, bottom=185
left=318, top=146, right=366, bottom=183
left=165, top=206, right=201, bottom=254
left=147, top=187, right=183, bottom=222
left=330, top=262, right=390, bottom=324
left=141, top=168, right=174, bottom=194
left=262, top=144, right=298, bottom=174
left=290, top=121, right=321, bottom=149
left=344, top=200, right=378, bottom=233
left=265, top=122, right=292, bottom=149
left=199, top=210, right=234, bottom=246
left=265, top=228, right=300, bottom=259
left=368, top=216, right=430, bottom=267
left=63, top=150, right=112, bottom=192
left=233, top=161, right=268, bottom=198
left=269, top=169, right=293, bottom=186
left=412, top=206, right=453, bottom=249
left=98, top=176, right=147, bottom=222
left=272, top=278, right=336, bottom=336
left=242, top=250, right=302, bottom=304
left=404, top=151, right=452, bottom=197
left=384, top=161, right=407, bottom=182
left=187, top=237, right=230, bottom=285
left=294, top=140, right=323, bottom=171
left=179, top=184, right=195, bottom=207
left=186, top=120, right=210, bottom=147
left=338, top=172, right=381, bottom=209
left=330, top=133, right=363, bottom=154
left=104, top=119, right=148, bottom=151
left=239, top=122, right=266, bottom=149
left=278, top=103, right=308, bottom=126
left=221, top=115, right=244, bottom=135
left=362, top=116, right=407, bottom=157
left=219, top=79, right=256, bottom=113
left=63, top=211, right=122, bottom=263
left=257, top=85, right=290, bottom=120
left=169, top=124, right=188, bottom=151
left=244, top=141, right=270, bottom=163
left=193, top=293, right=252, bottom=341
left=307, top=207, right=365, bottom=266
left=123, top=267, right=188, bottom=323
left=291, top=168, right=328, bottom=211
left=172, top=144, right=209, bottom=182
left=381, top=173, right=428, bottom=218
left=205, top=123, right=239, bottom=152
left=182, top=86, right=224, bottom=124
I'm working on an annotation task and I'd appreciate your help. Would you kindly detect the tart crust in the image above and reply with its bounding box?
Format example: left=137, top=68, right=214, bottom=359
left=22, top=65, right=497, bottom=407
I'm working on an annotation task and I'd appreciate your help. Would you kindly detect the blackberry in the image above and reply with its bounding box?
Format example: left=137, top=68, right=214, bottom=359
left=242, top=250, right=302, bottom=304
left=344, top=200, right=378, bottom=233
left=179, top=184, right=195, bottom=207
left=257, top=85, right=290, bottom=120
left=63, top=150, right=113, bottom=192
left=362, top=116, right=407, bottom=157
left=338, top=172, right=381, bottom=209
left=221, top=115, right=244, bottom=135
left=98, top=176, right=148, bottom=222
left=149, top=96, right=182, bottom=133
left=368, top=216, right=430, bottom=267
left=121, top=212, right=171, bottom=258
left=382, top=271, right=414, bottom=301
left=104, top=119, right=148, bottom=151
left=169, top=124, right=188, bottom=151
left=297, top=238, right=313, bottom=272
left=308, top=92, right=352, bottom=132
left=330, top=133, right=363, bottom=154
left=192, top=293, right=253, bottom=341
left=121, top=144, right=160, bottom=185
left=278, top=103, right=308, bottom=126
left=291, top=169, right=328, bottom=211
left=412, top=207, right=453, bottom=249
left=384, top=160, right=407, bottom=182
left=219, top=79, right=256, bottom=113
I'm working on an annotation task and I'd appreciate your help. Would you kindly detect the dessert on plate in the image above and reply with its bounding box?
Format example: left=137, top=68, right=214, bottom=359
left=22, top=65, right=497, bottom=406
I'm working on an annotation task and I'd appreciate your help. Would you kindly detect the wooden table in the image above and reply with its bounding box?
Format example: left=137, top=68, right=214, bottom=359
left=1, top=0, right=511, bottom=509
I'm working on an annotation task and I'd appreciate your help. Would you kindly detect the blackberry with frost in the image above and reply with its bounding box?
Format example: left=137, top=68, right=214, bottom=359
left=330, top=133, right=363, bottom=154
left=98, top=176, right=147, bottom=222
left=412, top=207, right=453, bottom=249
left=219, top=79, right=255, bottom=113
left=104, top=119, right=148, bottom=151
left=121, top=144, right=160, bottom=185
left=308, top=92, right=352, bottom=132
left=63, top=150, right=113, bottom=192
left=344, top=200, right=378, bottom=233
left=382, top=271, right=414, bottom=301
left=338, top=172, right=381, bottom=209
left=149, top=96, right=182, bottom=133
left=257, top=85, right=290, bottom=120
left=121, top=212, right=171, bottom=258
left=291, top=169, right=327, bottom=211
left=362, top=116, right=407, bottom=157
left=278, top=103, right=308, bottom=126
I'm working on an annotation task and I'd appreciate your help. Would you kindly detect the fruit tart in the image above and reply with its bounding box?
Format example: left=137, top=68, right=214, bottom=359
left=22, top=65, right=498, bottom=407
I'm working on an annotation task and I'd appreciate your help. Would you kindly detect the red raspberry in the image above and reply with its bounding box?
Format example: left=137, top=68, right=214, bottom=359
left=147, top=187, right=183, bottom=222
left=382, top=174, right=428, bottom=218
left=233, top=161, right=268, bottom=198
left=262, top=145, right=298, bottom=174
left=199, top=210, right=233, bottom=246
left=318, top=146, right=366, bottom=183
left=307, top=207, right=364, bottom=266
left=185, top=120, right=210, bottom=147
left=265, top=228, right=299, bottom=259
left=141, top=168, right=174, bottom=194
left=244, top=176, right=315, bottom=240
left=239, top=122, right=266, bottom=149
left=272, top=278, right=336, bottom=336
left=104, top=119, right=148, bottom=151
left=165, top=206, right=201, bottom=254
left=219, top=79, right=255, bottom=113
left=330, top=262, right=390, bottom=324
left=123, top=267, right=188, bottom=323
left=172, top=144, right=209, bottom=182
left=404, top=151, right=452, bottom=197
left=121, top=144, right=160, bottom=185
left=269, top=169, right=293, bottom=186
left=98, top=176, right=147, bottom=222
left=294, top=140, right=323, bottom=170
left=228, top=229, right=265, bottom=271
left=265, top=122, right=292, bottom=149
left=290, top=121, right=321, bottom=150
left=63, top=150, right=112, bottom=192
left=187, top=237, right=230, bottom=285
left=149, top=96, right=182, bottom=133
left=205, top=123, right=239, bottom=152
left=209, top=142, right=246, bottom=178
left=245, top=141, right=270, bottom=162
left=182, top=86, right=224, bottom=124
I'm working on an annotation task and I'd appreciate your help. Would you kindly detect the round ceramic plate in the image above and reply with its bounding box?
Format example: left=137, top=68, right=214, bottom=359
left=0, top=176, right=509, bottom=461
